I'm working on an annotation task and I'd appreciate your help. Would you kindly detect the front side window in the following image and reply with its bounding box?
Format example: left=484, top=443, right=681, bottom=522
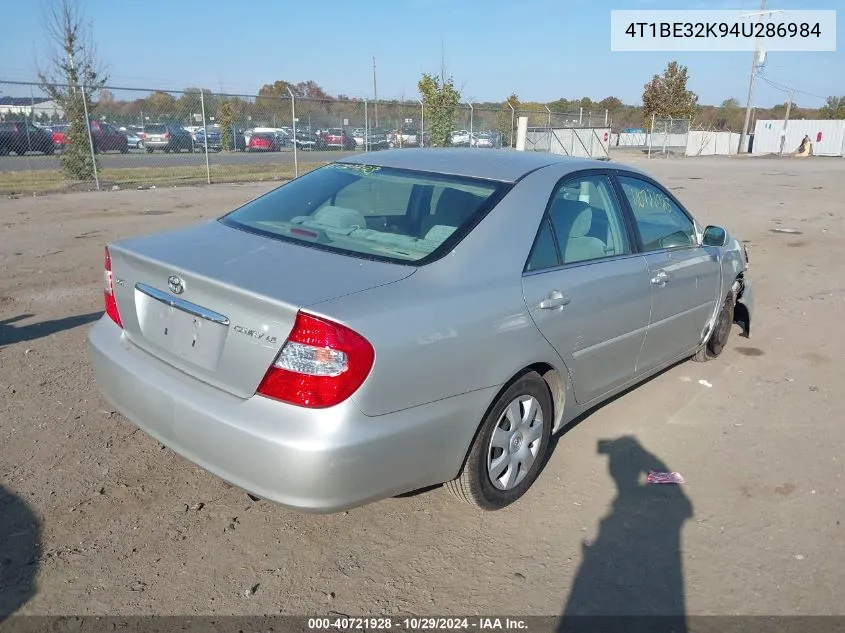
left=221, top=163, right=509, bottom=264
left=617, top=176, right=697, bottom=251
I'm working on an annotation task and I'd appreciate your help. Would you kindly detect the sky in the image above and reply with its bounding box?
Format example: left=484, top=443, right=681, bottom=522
left=0, top=0, right=841, bottom=108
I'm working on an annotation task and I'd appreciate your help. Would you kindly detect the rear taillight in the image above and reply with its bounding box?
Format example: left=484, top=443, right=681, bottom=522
left=256, top=312, right=374, bottom=409
left=104, top=246, right=123, bottom=328
left=164, top=133, right=171, bottom=140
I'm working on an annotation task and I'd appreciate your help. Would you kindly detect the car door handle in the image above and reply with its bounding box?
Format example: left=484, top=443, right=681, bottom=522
left=651, top=270, right=670, bottom=286
left=539, top=290, right=570, bottom=309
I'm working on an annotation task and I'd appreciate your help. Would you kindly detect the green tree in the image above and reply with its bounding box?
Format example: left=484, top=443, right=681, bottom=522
left=417, top=72, right=461, bottom=147
left=217, top=100, right=237, bottom=151
left=38, top=0, right=106, bottom=180
left=642, top=61, right=698, bottom=126
left=496, top=93, right=520, bottom=147
left=720, top=97, right=740, bottom=109
left=820, top=96, right=845, bottom=119
left=145, top=91, right=177, bottom=120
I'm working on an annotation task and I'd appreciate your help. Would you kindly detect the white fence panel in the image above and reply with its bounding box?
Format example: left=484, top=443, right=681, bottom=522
left=752, top=119, right=845, bottom=157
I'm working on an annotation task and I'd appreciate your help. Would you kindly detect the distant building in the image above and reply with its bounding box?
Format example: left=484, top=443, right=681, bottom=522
left=0, top=97, right=65, bottom=119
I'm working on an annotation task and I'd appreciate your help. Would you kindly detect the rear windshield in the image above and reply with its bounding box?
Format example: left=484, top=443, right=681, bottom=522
left=221, top=163, right=510, bottom=265
left=144, top=124, right=167, bottom=134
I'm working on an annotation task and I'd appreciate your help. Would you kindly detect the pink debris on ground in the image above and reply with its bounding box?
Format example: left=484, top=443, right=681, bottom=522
left=647, top=471, right=685, bottom=484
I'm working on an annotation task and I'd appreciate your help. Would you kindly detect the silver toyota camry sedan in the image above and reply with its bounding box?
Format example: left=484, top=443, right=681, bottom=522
left=88, top=149, right=753, bottom=513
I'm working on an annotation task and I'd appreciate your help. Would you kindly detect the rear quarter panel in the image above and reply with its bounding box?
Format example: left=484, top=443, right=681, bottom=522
left=309, top=164, right=574, bottom=417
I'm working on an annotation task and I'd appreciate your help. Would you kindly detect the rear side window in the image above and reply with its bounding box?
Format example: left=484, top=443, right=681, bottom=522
left=221, top=163, right=510, bottom=264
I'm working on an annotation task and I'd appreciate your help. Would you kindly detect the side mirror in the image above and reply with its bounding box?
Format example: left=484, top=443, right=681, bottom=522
left=702, top=225, right=728, bottom=247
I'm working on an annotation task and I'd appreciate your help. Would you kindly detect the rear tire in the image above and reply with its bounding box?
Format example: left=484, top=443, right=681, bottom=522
left=694, top=292, right=735, bottom=362
left=446, top=372, right=552, bottom=510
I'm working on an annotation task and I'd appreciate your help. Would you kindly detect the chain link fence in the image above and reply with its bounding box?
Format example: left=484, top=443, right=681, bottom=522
left=1, top=80, right=619, bottom=194
left=647, top=116, right=691, bottom=158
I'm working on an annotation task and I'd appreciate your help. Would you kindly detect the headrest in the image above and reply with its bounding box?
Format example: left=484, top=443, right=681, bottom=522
left=311, top=205, right=366, bottom=230
left=434, top=188, right=482, bottom=226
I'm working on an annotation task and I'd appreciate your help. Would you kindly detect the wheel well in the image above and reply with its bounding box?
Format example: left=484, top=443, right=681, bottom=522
left=452, top=363, right=567, bottom=480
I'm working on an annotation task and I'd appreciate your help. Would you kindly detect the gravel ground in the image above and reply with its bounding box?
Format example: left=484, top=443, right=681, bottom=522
left=1, top=156, right=844, bottom=620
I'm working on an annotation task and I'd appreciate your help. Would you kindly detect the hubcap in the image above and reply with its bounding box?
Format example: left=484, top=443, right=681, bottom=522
left=487, top=395, right=544, bottom=491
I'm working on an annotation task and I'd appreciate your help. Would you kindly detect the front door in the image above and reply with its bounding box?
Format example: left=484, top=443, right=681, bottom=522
left=615, top=175, right=722, bottom=370
left=522, top=173, right=652, bottom=404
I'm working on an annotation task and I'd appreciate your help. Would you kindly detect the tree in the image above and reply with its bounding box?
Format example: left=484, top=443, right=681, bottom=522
left=820, top=96, right=845, bottom=119
left=598, top=96, right=623, bottom=113
left=642, top=61, right=698, bottom=126
left=145, top=91, right=177, bottom=118
left=496, top=93, right=520, bottom=147
left=417, top=72, right=461, bottom=147
left=38, top=0, right=107, bottom=180
left=720, top=97, right=740, bottom=109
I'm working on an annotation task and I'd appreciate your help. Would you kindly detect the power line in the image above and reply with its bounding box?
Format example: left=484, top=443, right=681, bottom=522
left=756, top=70, right=828, bottom=101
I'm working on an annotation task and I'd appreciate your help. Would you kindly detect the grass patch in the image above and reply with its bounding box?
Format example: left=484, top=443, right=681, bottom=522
left=0, top=161, right=324, bottom=195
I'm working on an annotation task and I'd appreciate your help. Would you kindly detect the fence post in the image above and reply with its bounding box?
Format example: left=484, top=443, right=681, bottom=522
left=648, top=112, right=655, bottom=158
left=81, top=80, right=100, bottom=190
left=364, top=98, right=369, bottom=152
left=419, top=99, right=424, bottom=147
left=200, top=91, right=211, bottom=184
left=508, top=103, right=515, bottom=148
left=663, top=118, right=670, bottom=155
left=286, top=87, right=298, bottom=178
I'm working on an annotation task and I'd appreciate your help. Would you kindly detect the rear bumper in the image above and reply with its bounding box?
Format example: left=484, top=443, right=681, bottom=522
left=88, top=318, right=495, bottom=513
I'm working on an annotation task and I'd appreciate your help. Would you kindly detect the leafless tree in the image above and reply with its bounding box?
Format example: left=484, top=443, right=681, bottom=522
left=37, top=0, right=108, bottom=179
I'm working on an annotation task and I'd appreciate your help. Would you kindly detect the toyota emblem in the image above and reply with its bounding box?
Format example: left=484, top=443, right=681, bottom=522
left=167, top=275, right=185, bottom=295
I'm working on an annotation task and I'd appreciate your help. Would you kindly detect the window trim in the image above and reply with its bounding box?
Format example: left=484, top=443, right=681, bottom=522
left=522, top=169, right=640, bottom=275
left=610, top=171, right=702, bottom=254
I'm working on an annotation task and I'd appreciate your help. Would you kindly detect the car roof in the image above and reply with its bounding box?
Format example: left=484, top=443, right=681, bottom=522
left=337, top=148, right=637, bottom=183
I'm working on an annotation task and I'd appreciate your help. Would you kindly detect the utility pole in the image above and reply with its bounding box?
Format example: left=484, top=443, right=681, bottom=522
left=739, top=1, right=784, bottom=153
left=778, top=89, right=794, bottom=156
left=739, top=0, right=766, bottom=153
left=372, top=56, right=378, bottom=127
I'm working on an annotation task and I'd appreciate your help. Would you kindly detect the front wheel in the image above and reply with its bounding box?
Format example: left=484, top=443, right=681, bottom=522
left=695, top=292, right=735, bottom=362
left=446, top=372, right=552, bottom=510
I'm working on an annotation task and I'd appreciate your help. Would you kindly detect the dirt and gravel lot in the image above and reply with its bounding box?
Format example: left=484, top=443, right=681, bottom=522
left=1, top=155, right=844, bottom=622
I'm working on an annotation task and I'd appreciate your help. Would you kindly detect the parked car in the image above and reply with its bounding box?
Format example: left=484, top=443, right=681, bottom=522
left=319, top=128, right=356, bottom=150
left=0, top=121, right=55, bottom=155
left=125, top=130, right=144, bottom=149
left=142, top=124, right=194, bottom=153
left=290, top=129, right=326, bottom=150
left=354, top=128, right=389, bottom=150
left=450, top=130, right=470, bottom=146
left=89, top=121, right=129, bottom=153
left=88, top=149, right=753, bottom=514
left=246, top=132, right=278, bottom=152
left=51, top=124, right=69, bottom=150
left=193, top=126, right=222, bottom=152
left=471, top=133, right=494, bottom=148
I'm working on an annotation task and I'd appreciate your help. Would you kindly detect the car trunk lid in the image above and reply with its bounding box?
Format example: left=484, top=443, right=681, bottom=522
left=108, top=220, right=414, bottom=398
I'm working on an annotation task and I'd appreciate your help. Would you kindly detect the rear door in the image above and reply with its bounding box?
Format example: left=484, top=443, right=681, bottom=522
left=614, top=174, right=721, bottom=370
left=522, top=171, right=652, bottom=404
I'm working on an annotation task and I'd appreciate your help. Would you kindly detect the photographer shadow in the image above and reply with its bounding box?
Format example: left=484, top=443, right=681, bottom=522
left=558, top=436, right=693, bottom=633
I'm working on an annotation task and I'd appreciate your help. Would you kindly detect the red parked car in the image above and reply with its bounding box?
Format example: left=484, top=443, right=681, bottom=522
left=246, top=132, right=278, bottom=152
left=319, top=128, right=356, bottom=150
left=51, top=124, right=69, bottom=149
left=51, top=121, right=129, bottom=153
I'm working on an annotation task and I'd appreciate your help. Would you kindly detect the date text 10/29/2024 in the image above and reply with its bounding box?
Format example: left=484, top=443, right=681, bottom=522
left=308, top=617, right=530, bottom=631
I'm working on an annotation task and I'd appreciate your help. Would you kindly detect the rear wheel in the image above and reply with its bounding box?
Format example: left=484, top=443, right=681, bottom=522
left=446, top=372, right=552, bottom=510
left=695, top=292, right=735, bottom=362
